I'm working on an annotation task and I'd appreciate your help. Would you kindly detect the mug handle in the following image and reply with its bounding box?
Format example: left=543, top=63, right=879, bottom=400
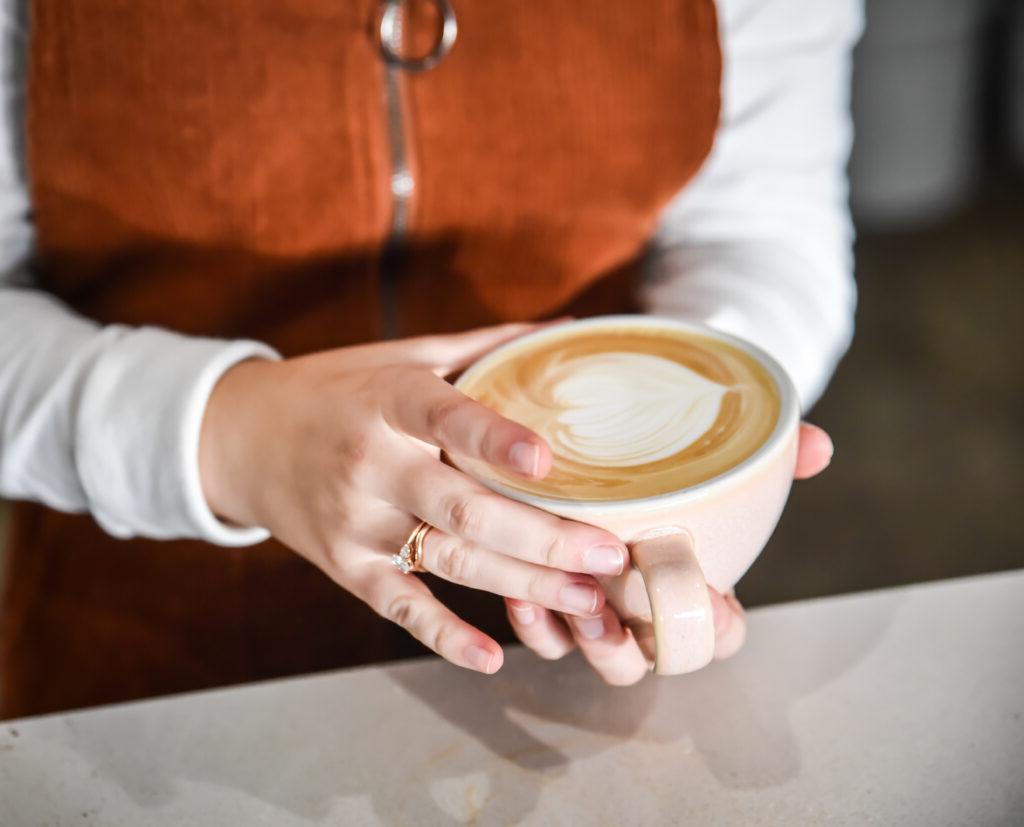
left=630, top=531, right=716, bottom=675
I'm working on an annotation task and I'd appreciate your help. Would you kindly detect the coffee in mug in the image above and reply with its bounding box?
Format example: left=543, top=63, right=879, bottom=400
left=455, top=324, right=781, bottom=502
left=452, top=316, right=800, bottom=675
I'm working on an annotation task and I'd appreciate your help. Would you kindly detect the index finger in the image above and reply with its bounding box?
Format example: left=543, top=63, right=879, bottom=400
left=382, top=367, right=553, bottom=479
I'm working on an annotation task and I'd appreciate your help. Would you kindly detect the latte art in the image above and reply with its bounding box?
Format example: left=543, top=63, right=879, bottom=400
left=456, top=323, right=781, bottom=501
left=527, top=352, right=728, bottom=468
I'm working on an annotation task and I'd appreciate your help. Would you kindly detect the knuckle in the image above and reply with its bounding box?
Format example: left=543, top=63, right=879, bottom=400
left=434, top=539, right=475, bottom=583
left=323, top=537, right=353, bottom=573
left=431, top=622, right=458, bottom=659
left=335, top=434, right=378, bottom=489
left=382, top=592, right=419, bottom=630
left=443, top=495, right=484, bottom=539
left=540, top=532, right=568, bottom=569
left=339, top=431, right=371, bottom=466
left=535, top=641, right=574, bottom=661
left=426, top=399, right=465, bottom=443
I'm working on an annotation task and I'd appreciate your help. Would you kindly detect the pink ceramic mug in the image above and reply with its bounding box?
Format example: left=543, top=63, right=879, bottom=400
left=453, top=316, right=800, bottom=674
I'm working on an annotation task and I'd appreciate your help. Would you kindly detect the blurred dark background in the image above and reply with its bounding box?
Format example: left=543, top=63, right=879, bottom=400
left=743, top=0, right=1024, bottom=606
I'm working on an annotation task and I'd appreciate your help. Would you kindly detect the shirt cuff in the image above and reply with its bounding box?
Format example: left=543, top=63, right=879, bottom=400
left=179, top=339, right=282, bottom=547
left=75, top=326, right=280, bottom=546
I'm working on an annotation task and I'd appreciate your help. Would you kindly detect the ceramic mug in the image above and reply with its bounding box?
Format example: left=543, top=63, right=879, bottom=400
left=452, top=316, right=800, bottom=674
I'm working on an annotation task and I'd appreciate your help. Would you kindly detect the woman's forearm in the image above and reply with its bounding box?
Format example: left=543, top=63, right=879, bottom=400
left=644, top=0, right=863, bottom=410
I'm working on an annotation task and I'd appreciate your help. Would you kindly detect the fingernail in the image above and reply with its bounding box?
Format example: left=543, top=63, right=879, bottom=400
left=813, top=425, right=835, bottom=459
left=466, top=645, right=496, bottom=673
left=560, top=583, right=599, bottom=614
left=509, top=602, right=536, bottom=625
left=573, top=615, right=605, bottom=640
left=584, top=544, right=625, bottom=575
left=509, top=442, right=540, bottom=477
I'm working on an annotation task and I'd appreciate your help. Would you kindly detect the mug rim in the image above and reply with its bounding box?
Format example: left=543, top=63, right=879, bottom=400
left=451, top=314, right=800, bottom=515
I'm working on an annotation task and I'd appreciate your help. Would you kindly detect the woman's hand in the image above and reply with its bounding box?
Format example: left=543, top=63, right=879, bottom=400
left=505, top=422, right=836, bottom=685
left=198, top=323, right=629, bottom=675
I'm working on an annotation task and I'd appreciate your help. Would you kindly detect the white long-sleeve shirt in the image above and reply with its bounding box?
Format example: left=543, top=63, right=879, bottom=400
left=0, top=0, right=862, bottom=546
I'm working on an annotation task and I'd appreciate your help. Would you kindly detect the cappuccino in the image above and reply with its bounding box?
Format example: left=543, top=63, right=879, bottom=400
left=457, top=321, right=780, bottom=501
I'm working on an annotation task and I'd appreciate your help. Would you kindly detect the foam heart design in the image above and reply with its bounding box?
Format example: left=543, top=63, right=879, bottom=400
left=542, top=352, right=729, bottom=468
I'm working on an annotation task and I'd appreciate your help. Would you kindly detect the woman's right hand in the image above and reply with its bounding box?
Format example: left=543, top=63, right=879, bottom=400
left=198, top=323, right=628, bottom=675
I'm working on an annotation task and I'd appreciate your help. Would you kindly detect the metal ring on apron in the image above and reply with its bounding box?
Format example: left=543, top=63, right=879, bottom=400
left=378, top=0, right=458, bottom=73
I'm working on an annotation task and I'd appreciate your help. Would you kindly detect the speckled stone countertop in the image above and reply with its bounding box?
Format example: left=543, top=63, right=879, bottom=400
left=2, top=571, right=1022, bottom=825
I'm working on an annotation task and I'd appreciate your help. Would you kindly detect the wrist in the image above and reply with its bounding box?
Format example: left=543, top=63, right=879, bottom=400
left=198, top=356, right=281, bottom=528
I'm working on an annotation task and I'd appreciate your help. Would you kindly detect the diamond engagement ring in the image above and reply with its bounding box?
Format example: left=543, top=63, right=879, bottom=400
left=392, top=520, right=431, bottom=574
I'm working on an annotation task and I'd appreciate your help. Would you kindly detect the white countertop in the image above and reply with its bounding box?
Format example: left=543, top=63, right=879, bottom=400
left=2, top=571, right=1022, bottom=826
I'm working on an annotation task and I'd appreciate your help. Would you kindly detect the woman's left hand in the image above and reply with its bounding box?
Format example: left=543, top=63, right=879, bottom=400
left=505, top=422, right=835, bottom=685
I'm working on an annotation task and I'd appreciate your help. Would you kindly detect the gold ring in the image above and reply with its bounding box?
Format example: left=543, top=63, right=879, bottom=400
left=392, top=520, right=431, bottom=574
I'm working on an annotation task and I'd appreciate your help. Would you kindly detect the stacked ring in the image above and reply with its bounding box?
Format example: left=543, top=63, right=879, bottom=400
left=392, top=520, right=431, bottom=574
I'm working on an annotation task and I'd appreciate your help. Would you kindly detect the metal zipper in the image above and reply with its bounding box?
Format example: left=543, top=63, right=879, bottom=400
left=376, top=0, right=458, bottom=339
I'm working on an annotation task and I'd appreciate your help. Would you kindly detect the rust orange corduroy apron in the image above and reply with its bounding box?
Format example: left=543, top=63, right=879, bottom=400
left=0, top=0, right=721, bottom=719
